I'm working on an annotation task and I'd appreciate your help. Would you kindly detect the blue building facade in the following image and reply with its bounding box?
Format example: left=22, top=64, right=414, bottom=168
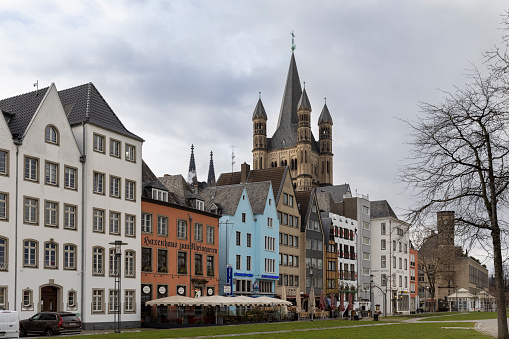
left=200, top=181, right=279, bottom=295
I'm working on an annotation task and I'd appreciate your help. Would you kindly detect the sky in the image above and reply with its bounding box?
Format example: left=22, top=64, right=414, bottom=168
left=1, top=1, right=508, bottom=266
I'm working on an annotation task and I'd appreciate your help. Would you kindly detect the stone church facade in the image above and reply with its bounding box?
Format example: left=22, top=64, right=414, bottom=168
left=252, top=52, right=333, bottom=191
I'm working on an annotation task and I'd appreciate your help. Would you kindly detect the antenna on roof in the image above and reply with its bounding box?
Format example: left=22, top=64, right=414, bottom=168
left=33, top=80, right=38, bottom=96
left=231, top=139, right=237, bottom=174
left=291, top=31, right=296, bottom=52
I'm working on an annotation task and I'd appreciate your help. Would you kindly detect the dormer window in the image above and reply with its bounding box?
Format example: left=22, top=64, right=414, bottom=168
left=196, top=200, right=205, bottom=211
left=151, top=189, right=168, bottom=202
left=45, top=125, right=59, bottom=145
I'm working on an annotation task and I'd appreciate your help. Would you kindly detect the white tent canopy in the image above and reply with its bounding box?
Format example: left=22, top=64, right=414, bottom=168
left=145, top=295, right=291, bottom=307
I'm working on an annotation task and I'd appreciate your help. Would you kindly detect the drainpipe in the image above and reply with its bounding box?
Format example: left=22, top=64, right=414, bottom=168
left=80, top=122, right=86, bottom=323
left=13, top=138, right=22, bottom=311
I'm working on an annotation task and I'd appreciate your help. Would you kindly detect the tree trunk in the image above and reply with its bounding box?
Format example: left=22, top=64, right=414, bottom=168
left=492, top=226, right=508, bottom=339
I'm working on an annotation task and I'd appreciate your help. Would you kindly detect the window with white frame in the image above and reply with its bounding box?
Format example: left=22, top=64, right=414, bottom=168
left=93, top=172, right=105, bottom=194
left=68, top=290, right=76, bottom=308
left=45, top=125, right=59, bottom=144
left=44, top=242, right=58, bottom=268
left=157, top=216, right=168, bottom=236
left=0, top=150, right=8, bottom=176
left=24, top=197, right=38, bottom=224
left=152, top=189, right=168, bottom=202
left=64, top=244, right=76, bottom=270
left=45, top=162, right=59, bottom=186
left=109, top=290, right=119, bottom=313
left=109, top=249, right=118, bottom=276
left=177, top=219, right=187, bottom=239
left=44, top=201, right=58, bottom=227
left=362, top=252, right=370, bottom=261
left=125, top=214, right=135, bottom=237
left=362, top=206, right=369, bottom=215
left=23, top=240, right=38, bottom=267
left=381, top=255, right=386, bottom=268
left=92, top=247, right=104, bottom=276
left=110, top=139, right=121, bottom=158
left=110, top=211, right=120, bottom=235
left=125, top=250, right=135, bottom=278
left=125, top=290, right=135, bottom=312
left=0, top=193, right=7, bottom=221
left=381, top=239, right=386, bottom=250
left=141, top=213, right=152, bottom=233
left=381, top=222, right=386, bottom=235
left=265, top=236, right=275, bottom=251
left=194, top=223, right=203, bottom=241
left=265, top=258, right=275, bottom=273
left=206, top=226, right=214, bottom=244
left=195, top=200, right=204, bottom=211
left=92, top=289, right=104, bottom=313
left=110, top=176, right=121, bottom=198
left=363, top=267, right=370, bottom=276
left=63, top=204, right=76, bottom=230
left=93, top=208, right=105, bottom=232
left=393, top=256, right=396, bottom=268
left=125, top=144, right=136, bottom=162
left=0, top=238, right=7, bottom=271
left=22, top=289, right=32, bottom=308
left=24, top=156, right=38, bottom=182
left=362, top=236, right=370, bottom=245
left=125, top=180, right=135, bottom=201
left=363, top=222, right=370, bottom=230
left=93, top=134, right=105, bottom=153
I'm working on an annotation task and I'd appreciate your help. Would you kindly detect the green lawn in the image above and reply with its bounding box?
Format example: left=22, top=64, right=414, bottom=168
left=420, top=311, right=501, bottom=321
left=80, top=320, right=489, bottom=339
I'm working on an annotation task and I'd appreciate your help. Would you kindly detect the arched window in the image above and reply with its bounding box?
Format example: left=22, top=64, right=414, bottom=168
left=92, top=246, right=105, bottom=276
left=45, top=125, right=59, bottom=145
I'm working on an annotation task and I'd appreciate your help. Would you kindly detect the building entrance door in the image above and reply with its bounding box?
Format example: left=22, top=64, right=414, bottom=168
left=41, top=286, right=58, bottom=312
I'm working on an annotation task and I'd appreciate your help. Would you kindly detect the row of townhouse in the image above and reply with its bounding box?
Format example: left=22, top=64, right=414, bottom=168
left=0, top=83, right=143, bottom=329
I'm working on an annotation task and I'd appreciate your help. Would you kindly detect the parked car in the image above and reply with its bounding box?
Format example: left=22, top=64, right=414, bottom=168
left=0, top=310, right=20, bottom=338
left=19, top=312, right=81, bottom=336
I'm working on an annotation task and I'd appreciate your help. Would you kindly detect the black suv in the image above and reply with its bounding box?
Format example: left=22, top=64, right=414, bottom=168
left=20, top=312, right=81, bottom=336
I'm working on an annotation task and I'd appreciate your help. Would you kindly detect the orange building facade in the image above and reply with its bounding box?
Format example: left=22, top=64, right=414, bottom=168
left=140, top=197, right=220, bottom=321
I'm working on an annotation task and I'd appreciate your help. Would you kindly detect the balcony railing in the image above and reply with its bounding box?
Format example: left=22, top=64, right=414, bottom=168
left=0, top=263, right=7, bottom=271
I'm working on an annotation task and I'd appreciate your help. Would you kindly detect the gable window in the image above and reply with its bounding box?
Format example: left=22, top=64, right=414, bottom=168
left=63, top=204, right=76, bottom=230
left=206, top=226, right=214, bottom=244
left=93, top=208, right=105, bottom=232
left=24, top=156, right=38, bottom=182
left=44, top=200, right=58, bottom=227
left=0, top=193, right=7, bottom=221
left=0, top=150, right=8, bottom=176
left=196, top=200, right=204, bottom=211
left=93, top=134, right=105, bottom=153
left=44, top=241, right=58, bottom=268
left=152, top=189, right=168, bottom=202
left=64, top=166, right=77, bottom=190
left=45, top=125, right=59, bottom=145
left=110, top=176, right=121, bottom=198
left=177, top=219, right=187, bottom=239
left=141, top=213, right=152, bottom=233
left=125, top=214, right=135, bottom=237
left=194, top=223, right=203, bottom=241
left=242, top=213, right=246, bottom=222
left=125, top=180, right=135, bottom=201
left=23, top=240, right=38, bottom=267
left=110, top=139, right=121, bottom=158
left=93, top=172, right=105, bottom=194
left=64, top=244, right=76, bottom=270
left=24, top=197, right=38, bottom=224
left=125, top=144, right=136, bottom=162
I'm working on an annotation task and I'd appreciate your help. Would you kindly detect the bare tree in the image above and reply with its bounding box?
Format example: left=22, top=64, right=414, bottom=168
left=399, top=64, right=509, bottom=338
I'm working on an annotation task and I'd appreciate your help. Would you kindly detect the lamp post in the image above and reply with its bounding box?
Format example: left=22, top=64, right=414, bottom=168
left=309, top=266, right=313, bottom=321
left=109, top=240, right=127, bottom=333
left=188, top=214, right=193, bottom=297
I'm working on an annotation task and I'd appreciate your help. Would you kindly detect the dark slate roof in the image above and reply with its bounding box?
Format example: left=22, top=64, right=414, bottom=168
left=141, top=161, right=178, bottom=203
left=159, top=174, right=194, bottom=207
left=199, top=185, right=245, bottom=216
left=245, top=181, right=271, bottom=215
left=370, top=200, right=398, bottom=219
left=321, top=212, right=332, bottom=237
left=59, top=83, right=143, bottom=141
left=297, top=88, right=311, bottom=111
left=252, top=98, right=267, bottom=120
left=295, top=189, right=312, bottom=230
left=142, top=160, right=158, bottom=182
left=216, top=167, right=287, bottom=205
left=318, top=103, right=333, bottom=124
left=316, top=184, right=351, bottom=204
left=0, top=86, right=50, bottom=138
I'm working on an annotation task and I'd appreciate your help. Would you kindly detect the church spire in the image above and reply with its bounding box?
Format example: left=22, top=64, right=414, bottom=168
left=187, top=144, right=197, bottom=185
left=276, top=52, right=302, bottom=129
left=207, top=151, right=216, bottom=187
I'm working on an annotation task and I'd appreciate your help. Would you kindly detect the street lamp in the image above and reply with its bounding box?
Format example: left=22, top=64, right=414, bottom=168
left=188, top=214, right=193, bottom=297
left=109, top=240, right=127, bottom=333
left=309, top=266, right=314, bottom=321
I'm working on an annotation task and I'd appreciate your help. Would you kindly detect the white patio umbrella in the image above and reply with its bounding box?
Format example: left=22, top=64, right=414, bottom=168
left=254, top=296, right=292, bottom=306
left=145, top=295, right=194, bottom=306
left=309, top=287, right=315, bottom=318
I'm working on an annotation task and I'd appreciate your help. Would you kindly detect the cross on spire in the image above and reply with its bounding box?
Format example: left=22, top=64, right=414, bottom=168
left=291, top=31, right=296, bottom=52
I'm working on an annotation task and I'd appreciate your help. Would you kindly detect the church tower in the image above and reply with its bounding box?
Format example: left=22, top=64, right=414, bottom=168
left=187, top=144, right=197, bottom=185
left=296, top=87, right=313, bottom=190
left=318, top=100, right=333, bottom=185
left=252, top=95, right=268, bottom=170
left=207, top=151, right=216, bottom=187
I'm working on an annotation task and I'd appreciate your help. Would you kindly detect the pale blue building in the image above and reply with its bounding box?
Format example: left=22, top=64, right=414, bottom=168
left=200, top=181, right=279, bottom=295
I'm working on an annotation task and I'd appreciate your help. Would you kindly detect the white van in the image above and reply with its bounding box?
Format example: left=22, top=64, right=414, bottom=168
left=0, top=310, right=19, bottom=338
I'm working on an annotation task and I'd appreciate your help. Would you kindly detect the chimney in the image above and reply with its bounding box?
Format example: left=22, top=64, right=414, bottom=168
left=241, top=162, right=250, bottom=183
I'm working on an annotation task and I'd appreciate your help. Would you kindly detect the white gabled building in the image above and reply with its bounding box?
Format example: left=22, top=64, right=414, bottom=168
left=0, top=83, right=143, bottom=330
left=370, top=200, right=410, bottom=315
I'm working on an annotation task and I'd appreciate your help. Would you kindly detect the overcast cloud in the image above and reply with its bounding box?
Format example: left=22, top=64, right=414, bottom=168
left=1, top=0, right=508, bottom=266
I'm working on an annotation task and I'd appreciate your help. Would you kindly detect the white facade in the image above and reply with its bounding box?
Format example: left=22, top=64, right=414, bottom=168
left=370, top=217, right=410, bottom=315
left=0, top=83, right=143, bottom=330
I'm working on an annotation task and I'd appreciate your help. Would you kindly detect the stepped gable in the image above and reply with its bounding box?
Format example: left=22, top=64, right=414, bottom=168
left=59, top=82, right=143, bottom=141
left=0, top=86, right=50, bottom=138
left=370, top=200, right=398, bottom=219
